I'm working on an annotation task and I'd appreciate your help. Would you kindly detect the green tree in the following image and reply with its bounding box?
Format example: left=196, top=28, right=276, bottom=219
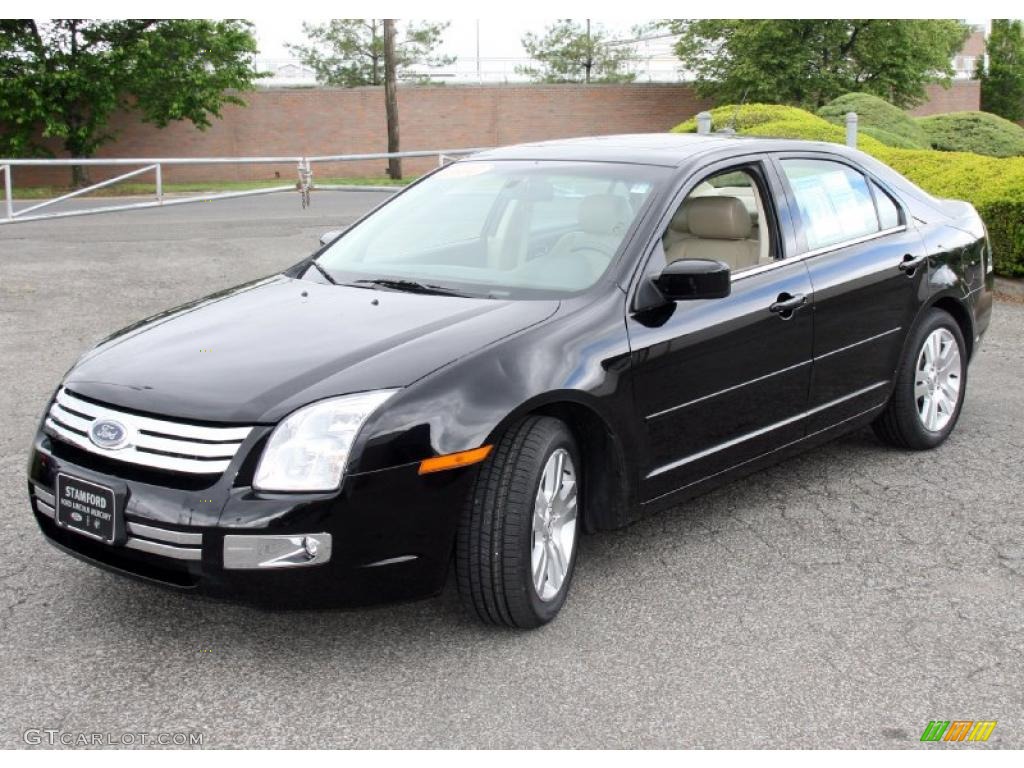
left=664, top=19, right=969, bottom=108
left=287, top=19, right=454, bottom=87
left=0, top=19, right=262, bottom=185
left=979, top=20, right=1024, bottom=122
left=519, top=19, right=637, bottom=84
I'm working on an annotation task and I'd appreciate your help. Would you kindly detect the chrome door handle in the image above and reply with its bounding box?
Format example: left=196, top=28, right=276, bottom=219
left=899, top=253, right=928, bottom=274
left=769, top=292, right=806, bottom=317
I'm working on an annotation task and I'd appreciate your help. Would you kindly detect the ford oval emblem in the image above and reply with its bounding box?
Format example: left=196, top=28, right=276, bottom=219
left=89, top=419, right=129, bottom=450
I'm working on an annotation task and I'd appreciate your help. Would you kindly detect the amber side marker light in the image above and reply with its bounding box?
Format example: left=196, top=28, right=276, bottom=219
left=418, top=445, right=493, bottom=475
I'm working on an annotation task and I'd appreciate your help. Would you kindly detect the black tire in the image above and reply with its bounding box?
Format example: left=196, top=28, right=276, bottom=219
left=455, top=416, right=581, bottom=628
left=872, top=308, right=968, bottom=450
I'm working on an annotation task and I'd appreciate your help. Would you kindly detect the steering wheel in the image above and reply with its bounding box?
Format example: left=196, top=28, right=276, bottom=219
left=569, top=242, right=615, bottom=259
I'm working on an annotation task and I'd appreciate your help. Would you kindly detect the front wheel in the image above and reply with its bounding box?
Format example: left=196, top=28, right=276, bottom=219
left=872, top=308, right=967, bottom=450
left=455, top=416, right=581, bottom=628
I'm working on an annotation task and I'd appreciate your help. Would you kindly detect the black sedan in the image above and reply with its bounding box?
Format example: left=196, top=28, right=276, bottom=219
left=28, top=134, right=994, bottom=627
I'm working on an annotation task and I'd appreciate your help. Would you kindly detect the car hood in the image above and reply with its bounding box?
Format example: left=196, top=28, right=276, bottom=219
left=64, top=274, right=559, bottom=423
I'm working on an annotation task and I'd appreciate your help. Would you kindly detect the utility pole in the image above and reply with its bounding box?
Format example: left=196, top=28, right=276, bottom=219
left=383, top=19, right=401, bottom=180
left=585, top=18, right=592, bottom=84
left=476, top=20, right=482, bottom=83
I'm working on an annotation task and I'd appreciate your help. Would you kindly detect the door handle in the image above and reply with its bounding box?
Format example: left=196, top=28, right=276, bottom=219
left=769, top=292, right=806, bottom=317
left=899, top=253, right=928, bottom=275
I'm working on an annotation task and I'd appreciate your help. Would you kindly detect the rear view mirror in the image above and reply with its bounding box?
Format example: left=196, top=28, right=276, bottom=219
left=319, top=229, right=346, bottom=247
left=655, top=259, right=731, bottom=301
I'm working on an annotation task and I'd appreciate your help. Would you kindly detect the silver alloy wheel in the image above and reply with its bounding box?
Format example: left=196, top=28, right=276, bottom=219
left=531, top=448, right=578, bottom=602
left=915, top=328, right=962, bottom=432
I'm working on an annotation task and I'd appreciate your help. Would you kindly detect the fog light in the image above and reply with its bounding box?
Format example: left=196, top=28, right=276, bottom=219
left=303, top=535, right=320, bottom=558
left=223, top=533, right=332, bottom=570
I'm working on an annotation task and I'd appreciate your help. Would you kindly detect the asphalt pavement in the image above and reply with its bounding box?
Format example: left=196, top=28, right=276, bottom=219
left=1, top=192, right=1021, bottom=748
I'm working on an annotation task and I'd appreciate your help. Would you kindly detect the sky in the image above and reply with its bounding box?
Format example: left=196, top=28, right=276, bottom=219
left=250, top=18, right=655, bottom=61
left=250, top=18, right=997, bottom=61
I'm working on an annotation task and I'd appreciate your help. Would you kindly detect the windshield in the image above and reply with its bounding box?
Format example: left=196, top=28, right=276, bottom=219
left=314, top=160, right=668, bottom=299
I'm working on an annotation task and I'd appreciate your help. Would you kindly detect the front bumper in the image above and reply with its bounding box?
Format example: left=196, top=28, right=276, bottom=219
left=29, top=431, right=474, bottom=608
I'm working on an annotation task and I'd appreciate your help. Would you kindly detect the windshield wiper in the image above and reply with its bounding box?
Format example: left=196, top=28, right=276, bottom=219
left=309, top=260, right=338, bottom=285
left=352, top=278, right=468, bottom=297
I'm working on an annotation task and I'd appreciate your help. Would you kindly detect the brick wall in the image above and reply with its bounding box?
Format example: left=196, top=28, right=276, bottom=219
left=908, top=81, right=981, bottom=116
left=16, top=84, right=713, bottom=187
left=14, top=80, right=981, bottom=187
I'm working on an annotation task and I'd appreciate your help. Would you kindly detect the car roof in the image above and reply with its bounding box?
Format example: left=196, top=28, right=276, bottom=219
left=470, top=133, right=859, bottom=167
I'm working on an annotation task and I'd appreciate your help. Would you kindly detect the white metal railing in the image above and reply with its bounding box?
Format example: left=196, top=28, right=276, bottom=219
left=0, top=148, right=488, bottom=225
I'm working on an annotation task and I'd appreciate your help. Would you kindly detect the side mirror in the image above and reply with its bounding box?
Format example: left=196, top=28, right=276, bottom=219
left=319, top=229, right=345, bottom=247
left=654, top=259, right=731, bottom=301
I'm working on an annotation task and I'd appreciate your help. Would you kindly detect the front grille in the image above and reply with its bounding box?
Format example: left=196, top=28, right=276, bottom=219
left=45, top=387, right=252, bottom=475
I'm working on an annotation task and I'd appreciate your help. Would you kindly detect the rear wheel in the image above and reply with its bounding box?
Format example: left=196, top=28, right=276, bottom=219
left=455, top=416, right=580, bottom=628
left=872, top=308, right=967, bottom=450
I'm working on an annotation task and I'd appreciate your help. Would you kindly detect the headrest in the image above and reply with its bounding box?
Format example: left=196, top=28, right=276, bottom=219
left=578, top=194, right=630, bottom=236
left=668, top=200, right=692, bottom=233
left=685, top=196, right=752, bottom=240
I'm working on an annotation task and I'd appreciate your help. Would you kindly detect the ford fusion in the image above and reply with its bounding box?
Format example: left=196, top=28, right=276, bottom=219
left=29, top=134, right=994, bottom=627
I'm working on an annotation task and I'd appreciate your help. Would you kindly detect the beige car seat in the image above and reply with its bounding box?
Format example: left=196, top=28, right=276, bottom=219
left=514, top=194, right=632, bottom=289
left=749, top=182, right=772, bottom=264
left=664, top=196, right=760, bottom=272
left=487, top=199, right=530, bottom=270
left=662, top=200, right=694, bottom=250
left=546, top=193, right=631, bottom=270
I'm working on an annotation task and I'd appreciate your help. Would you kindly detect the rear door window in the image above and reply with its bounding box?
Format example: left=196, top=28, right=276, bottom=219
left=780, top=159, right=880, bottom=251
left=871, top=181, right=902, bottom=230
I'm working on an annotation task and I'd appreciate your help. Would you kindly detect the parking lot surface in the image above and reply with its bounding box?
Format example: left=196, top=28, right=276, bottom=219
left=1, top=193, right=1021, bottom=748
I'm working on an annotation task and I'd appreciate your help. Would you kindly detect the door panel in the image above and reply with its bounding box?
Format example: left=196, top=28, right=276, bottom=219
left=803, top=227, right=927, bottom=431
left=772, top=155, right=927, bottom=433
left=628, top=260, right=814, bottom=501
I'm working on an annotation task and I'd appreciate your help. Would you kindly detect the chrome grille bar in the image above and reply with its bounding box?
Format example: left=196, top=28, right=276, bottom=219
left=31, top=482, right=55, bottom=507
left=44, top=387, right=253, bottom=475
left=126, top=522, right=203, bottom=546
left=124, top=537, right=202, bottom=561
left=31, top=483, right=203, bottom=561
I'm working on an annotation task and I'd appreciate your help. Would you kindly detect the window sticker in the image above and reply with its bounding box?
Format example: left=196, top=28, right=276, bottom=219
left=784, top=161, right=880, bottom=250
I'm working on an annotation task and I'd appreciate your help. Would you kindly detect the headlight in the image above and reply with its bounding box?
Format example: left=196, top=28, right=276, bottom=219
left=253, top=390, right=397, bottom=492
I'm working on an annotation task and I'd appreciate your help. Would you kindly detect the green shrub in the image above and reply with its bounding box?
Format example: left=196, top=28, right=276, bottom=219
left=818, top=93, right=930, bottom=148
left=873, top=147, right=1024, bottom=276
left=871, top=148, right=1024, bottom=205
left=672, top=103, right=889, bottom=152
left=671, top=103, right=816, bottom=133
left=742, top=118, right=889, bottom=153
left=670, top=104, right=1024, bottom=277
left=978, top=201, right=1024, bottom=277
left=859, top=126, right=925, bottom=150
left=917, top=111, right=1024, bottom=157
